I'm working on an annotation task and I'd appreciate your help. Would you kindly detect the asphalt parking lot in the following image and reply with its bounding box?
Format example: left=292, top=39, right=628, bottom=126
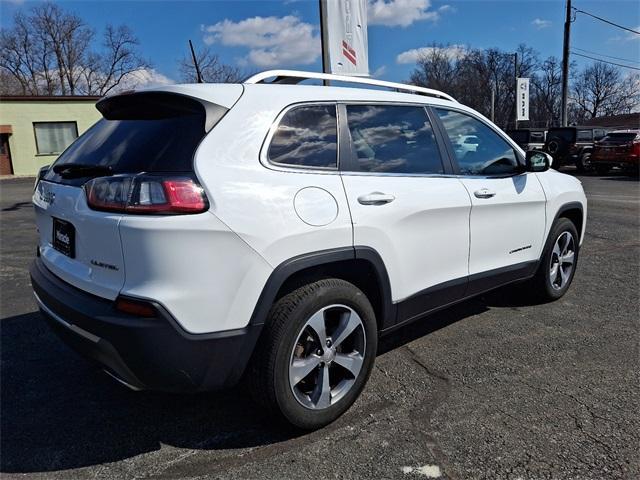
left=1, top=172, right=638, bottom=480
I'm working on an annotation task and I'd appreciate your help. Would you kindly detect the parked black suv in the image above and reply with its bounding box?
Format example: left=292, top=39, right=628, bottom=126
left=544, top=127, right=607, bottom=171
left=507, top=128, right=546, bottom=151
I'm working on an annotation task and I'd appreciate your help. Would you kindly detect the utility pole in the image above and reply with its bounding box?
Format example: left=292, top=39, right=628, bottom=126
left=514, top=52, right=518, bottom=130
left=561, top=0, right=572, bottom=126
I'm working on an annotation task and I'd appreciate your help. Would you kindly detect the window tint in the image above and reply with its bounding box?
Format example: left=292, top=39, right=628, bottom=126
left=530, top=131, right=544, bottom=142
left=268, top=105, right=337, bottom=168
left=577, top=130, right=592, bottom=141
left=34, top=122, right=78, bottom=155
left=435, top=109, right=520, bottom=175
left=345, top=105, right=443, bottom=174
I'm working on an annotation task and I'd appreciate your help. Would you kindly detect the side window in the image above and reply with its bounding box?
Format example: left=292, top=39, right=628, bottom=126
left=344, top=105, right=444, bottom=174
left=268, top=105, right=337, bottom=168
left=435, top=109, right=520, bottom=176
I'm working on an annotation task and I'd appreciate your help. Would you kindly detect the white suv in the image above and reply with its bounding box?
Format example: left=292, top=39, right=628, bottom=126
left=31, top=70, right=587, bottom=429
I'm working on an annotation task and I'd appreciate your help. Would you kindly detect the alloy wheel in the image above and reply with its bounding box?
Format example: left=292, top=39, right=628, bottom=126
left=288, top=304, right=366, bottom=410
left=549, top=231, right=575, bottom=290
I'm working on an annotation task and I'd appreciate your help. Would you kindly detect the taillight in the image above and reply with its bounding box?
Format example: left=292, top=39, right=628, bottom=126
left=84, top=175, right=208, bottom=215
left=632, top=140, right=640, bottom=157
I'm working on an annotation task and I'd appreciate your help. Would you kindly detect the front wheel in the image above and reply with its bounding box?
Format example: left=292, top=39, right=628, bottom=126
left=527, top=218, right=579, bottom=302
left=247, top=279, right=377, bottom=429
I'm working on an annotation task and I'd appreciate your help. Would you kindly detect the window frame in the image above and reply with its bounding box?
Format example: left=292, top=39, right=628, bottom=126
left=338, top=101, right=456, bottom=177
left=429, top=106, right=526, bottom=178
left=33, top=121, right=79, bottom=156
left=261, top=102, right=340, bottom=173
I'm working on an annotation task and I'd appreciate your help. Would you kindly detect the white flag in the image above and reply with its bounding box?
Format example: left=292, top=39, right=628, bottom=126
left=517, top=78, right=530, bottom=121
left=321, top=0, right=369, bottom=76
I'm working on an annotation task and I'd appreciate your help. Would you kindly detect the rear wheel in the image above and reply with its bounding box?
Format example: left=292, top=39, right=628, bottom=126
left=248, top=279, right=377, bottom=430
left=527, top=218, right=579, bottom=302
left=576, top=152, right=591, bottom=172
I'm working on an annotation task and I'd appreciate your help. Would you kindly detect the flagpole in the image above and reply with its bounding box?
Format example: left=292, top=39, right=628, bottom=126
left=319, top=0, right=330, bottom=85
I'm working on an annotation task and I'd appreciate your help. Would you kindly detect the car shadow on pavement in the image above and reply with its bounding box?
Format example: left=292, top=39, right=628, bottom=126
left=0, top=311, right=299, bottom=474
left=1, top=287, right=538, bottom=474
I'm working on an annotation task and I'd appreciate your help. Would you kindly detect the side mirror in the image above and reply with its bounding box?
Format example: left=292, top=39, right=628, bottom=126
left=526, top=151, right=552, bottom=172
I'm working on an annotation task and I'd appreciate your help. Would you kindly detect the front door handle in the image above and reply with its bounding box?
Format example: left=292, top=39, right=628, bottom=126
left=357, top=192, right=395, bottom=205
left=473, top=188, right=496, bottom=199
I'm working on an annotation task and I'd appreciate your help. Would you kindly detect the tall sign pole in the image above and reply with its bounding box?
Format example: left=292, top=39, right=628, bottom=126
left=514, top=52, right=518, bottom=130
left=561, top=0, right=572, bottom=126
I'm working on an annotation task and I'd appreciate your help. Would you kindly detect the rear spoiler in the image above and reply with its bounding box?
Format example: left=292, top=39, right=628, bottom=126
left=96, top=91, right=228, bottom=132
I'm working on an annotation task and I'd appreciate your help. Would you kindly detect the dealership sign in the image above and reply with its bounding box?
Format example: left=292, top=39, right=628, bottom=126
left=517, top=77, right=530, bottom=121
left=320, top=0, right=369, bottom=76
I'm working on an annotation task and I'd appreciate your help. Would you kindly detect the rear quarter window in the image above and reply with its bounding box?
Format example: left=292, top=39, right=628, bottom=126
left=268, top=105, right=338, bottom=169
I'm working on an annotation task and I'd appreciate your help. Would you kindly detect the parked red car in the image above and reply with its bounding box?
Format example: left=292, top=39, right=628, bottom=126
left=591, top=130, right=640, bottom=176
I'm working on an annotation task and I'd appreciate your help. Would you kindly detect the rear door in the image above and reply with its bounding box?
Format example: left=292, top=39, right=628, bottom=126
left=433, top=108, right=546, bottom=283
left=33, top=91, right=237, bottom=299
left=339, top=103, right=471, bottom=322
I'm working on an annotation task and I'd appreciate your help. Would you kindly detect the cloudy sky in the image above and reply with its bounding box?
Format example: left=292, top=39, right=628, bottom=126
left=1, top=0, right=638, bottom=87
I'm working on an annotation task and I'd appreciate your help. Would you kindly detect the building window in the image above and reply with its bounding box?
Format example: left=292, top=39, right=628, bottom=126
left=33, top=122, right=78, bottom=155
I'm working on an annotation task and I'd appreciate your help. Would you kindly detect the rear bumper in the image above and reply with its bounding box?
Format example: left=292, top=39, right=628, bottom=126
left=30, top=258, right=262, bottom=392
left=591, top=154, right=638, bottom=167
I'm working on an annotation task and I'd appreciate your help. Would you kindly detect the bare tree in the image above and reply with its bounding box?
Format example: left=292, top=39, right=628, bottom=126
left=571, top=62, right=640, bottom=121
left=179, top=45, right=245, bottom=83
left=530, top=56, right=563, bottom=127
left=409, top=43, right=539, bottom=129
left=0, top=3, right=150, bottom=96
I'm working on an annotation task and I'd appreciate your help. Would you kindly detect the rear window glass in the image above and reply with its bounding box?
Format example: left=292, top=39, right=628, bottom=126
left=576, top=130, right=592, bottom=141
left=530, top=131, right=545, bottom=142
left=45, top=93, right=208, bottom=185
left=548, top=128, right=576, bottom=143
left=507, top=131, right=529, bottom=143
left=602, top=132, right=638, bottom=142
left=268, top=105, right=338, bottom=169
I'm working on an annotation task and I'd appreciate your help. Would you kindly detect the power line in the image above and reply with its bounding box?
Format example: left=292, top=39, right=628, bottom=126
left=572, top=7, right=640, bottom=35
left=573, top=47, right=640, bottom=65
left=571, top=51, right=640, bottom=71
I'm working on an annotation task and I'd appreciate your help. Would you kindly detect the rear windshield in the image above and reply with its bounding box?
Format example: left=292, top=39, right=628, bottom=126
left=576, top=130, right=593, bottom=141
left=507, top=131, right=529, bottom=143
left=601, top=132, right=638, bottom=142
left=44, top=93, right=210, bottom=186
left=548, top=128, right=576, bottom=143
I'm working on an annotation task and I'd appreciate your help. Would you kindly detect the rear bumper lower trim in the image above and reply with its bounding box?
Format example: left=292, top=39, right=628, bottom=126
left=30, top=258, right=262, bottom=392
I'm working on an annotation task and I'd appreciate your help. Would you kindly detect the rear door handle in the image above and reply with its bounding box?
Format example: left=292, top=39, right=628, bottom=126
left=473, top=188, right=496, bottom=199
left=357, top=192, right=395, bottom=205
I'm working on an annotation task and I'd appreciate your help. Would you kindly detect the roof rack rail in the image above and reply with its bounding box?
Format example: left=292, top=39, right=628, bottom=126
left=244, top=70, right=457, bottom=103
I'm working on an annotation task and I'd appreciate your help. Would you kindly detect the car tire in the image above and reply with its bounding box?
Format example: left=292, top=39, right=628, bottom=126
left=527, top=218, right=579, bottom=302
left=247, top=278, right=377, bottom=430
left=595, top=165, right=610, bottom=175
left=576, top=152, right=591, bottom=172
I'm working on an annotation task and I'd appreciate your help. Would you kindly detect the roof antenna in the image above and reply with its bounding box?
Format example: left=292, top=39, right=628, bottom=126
left=189, top=40, right=203, bottom=83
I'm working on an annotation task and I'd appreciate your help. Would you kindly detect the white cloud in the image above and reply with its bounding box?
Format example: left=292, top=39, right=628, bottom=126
left=371, top=65, right=387, bottom=77
left=531, top=18, right=552, bottom=30
left=368, top=0, right=448, bottom=28
left=396, top=44, right=467, bottom=64
left=202, top=15, right=320, bottom=68
left=113, top=68, right=175, bottom=92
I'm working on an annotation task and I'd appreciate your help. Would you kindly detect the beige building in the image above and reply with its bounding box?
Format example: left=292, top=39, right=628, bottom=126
left=0, top=96, right=101, bottom=176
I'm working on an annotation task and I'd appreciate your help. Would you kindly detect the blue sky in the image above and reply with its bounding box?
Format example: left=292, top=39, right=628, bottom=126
left=1, top=0, right=638, bottom=86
